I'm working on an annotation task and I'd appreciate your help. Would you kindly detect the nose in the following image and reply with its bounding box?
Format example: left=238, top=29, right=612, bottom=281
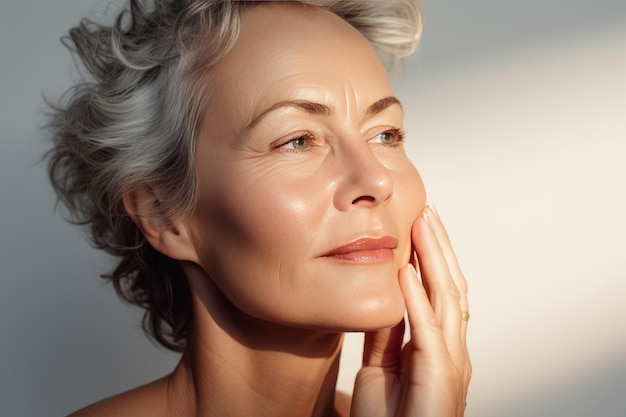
left=332, top=143, right=394, bottom=211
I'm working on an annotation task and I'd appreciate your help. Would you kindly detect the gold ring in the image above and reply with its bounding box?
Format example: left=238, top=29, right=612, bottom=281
left=461, top=311, right=470, bottom=321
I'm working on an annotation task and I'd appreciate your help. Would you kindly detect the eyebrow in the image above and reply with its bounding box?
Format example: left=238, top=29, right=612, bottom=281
left=246, top=96, right=402, bottom=129
left=366, top=96, right=402, bottom=116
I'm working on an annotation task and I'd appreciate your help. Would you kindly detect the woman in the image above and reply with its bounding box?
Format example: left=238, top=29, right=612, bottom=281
left=47, top=0, right=471, bottom=416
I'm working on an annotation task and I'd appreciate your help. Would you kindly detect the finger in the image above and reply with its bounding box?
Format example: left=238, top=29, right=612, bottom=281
left=428, top=206, right=470, bottom=342
left=400, top=264, right=468, bottom=415
left=411, top=210, right=465, bottom=369
left=398, top=263, right=449, bottom=357
left=362, top=318, right=405, bottom=369
left=425, top=206, right=472, bottom=394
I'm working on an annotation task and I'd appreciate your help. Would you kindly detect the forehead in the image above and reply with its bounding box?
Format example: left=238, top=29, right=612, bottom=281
left=206, top=3, right=392, bottom=121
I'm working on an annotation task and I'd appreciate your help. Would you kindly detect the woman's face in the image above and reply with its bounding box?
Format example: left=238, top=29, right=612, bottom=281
left=186, top=3, right=426, bottom=331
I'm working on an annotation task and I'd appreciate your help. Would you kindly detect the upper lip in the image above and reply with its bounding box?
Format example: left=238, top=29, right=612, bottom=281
left=323, top=236, right=398, bottom=256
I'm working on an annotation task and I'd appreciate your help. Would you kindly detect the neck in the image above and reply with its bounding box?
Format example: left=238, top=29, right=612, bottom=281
left=165, top=263, right=346, bottom=417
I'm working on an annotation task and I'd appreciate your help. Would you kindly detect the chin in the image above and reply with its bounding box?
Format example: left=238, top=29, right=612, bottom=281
left=334, top=287, right=407, bottom=332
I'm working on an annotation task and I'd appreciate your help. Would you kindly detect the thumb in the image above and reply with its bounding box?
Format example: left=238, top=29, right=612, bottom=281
left=362, top=318, right=405, bottom=369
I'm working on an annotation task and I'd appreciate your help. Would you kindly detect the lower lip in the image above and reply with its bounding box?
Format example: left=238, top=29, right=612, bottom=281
left=326, top=248, right=394, bottom=263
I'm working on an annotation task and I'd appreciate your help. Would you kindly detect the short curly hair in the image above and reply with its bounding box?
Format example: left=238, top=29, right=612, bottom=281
left=46, top=0, right=422, bottom=352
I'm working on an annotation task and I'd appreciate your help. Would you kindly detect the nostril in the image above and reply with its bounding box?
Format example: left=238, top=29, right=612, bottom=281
left=351, top=195, right=376, bottom=205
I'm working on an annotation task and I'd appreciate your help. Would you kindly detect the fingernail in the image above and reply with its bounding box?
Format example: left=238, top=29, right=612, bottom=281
left=422, top=206, right=431, bottom=225
left=406, top=263, right=421, bottom=282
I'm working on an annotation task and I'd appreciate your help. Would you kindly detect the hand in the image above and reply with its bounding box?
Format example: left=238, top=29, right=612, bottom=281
left=351, top=206, right=471, bottom=417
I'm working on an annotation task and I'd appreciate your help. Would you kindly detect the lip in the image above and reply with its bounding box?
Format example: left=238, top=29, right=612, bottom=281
left=322, top=236, right=398, bottom=263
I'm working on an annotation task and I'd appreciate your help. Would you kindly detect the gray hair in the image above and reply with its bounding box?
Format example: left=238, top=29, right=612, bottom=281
left=46, top=0, right=422, bottom=352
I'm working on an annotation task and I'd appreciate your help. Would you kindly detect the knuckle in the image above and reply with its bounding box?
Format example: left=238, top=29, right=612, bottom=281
left=446, top=285, right=461, bottom=302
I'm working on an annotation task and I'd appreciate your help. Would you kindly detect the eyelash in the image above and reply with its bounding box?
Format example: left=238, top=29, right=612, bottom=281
left=275, top=128, right=405, bottom=153
left=372, top=128, right=405, bottom=147
left=276, top=132, right=316, bottom=153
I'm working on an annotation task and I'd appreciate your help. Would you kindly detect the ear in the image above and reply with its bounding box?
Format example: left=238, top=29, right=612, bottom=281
left=122, top=186, right=199, bottom=263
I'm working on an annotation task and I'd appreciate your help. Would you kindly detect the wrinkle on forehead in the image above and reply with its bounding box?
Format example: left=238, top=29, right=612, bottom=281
left=202, top=3, right=394, bottom=139
left=344, top=79, right=359, bottom=125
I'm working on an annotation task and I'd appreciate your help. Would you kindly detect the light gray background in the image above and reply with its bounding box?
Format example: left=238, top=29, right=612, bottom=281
left=1, top=1, right=625, bottom=416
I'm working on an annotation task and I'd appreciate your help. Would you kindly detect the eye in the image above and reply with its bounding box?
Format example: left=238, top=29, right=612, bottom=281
left=370, top=128, right=404, bottom=146
left=277, top=133, right=314, bottom=152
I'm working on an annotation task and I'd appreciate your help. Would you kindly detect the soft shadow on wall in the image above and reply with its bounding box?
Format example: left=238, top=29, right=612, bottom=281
left=339, top=16, right=626, bottom=417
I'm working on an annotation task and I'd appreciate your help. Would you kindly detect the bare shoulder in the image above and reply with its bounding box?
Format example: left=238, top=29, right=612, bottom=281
left=67, top=378, right=171, bottom=417
left=334, top=390, right=352, bottom=417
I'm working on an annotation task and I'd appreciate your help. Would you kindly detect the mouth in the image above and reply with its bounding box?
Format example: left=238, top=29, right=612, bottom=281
left=322, top=236, right=398, bottom=263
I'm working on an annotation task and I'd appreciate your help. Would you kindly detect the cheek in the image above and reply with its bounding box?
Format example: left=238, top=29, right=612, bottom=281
left=395, top=163, right=427, bottom=259
left=188, top=174, right=336, bottom=324
left=396, top=158, right=426, bottom=209
left=231, top=177, right=329, bottom=251
left=190, top=169, right=329, bottom=284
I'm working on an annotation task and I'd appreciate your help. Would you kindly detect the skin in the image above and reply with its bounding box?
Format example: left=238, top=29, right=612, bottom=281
left=72, top=3, right=470, bottom=417
left=186, top=4, right=422, bottom=333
